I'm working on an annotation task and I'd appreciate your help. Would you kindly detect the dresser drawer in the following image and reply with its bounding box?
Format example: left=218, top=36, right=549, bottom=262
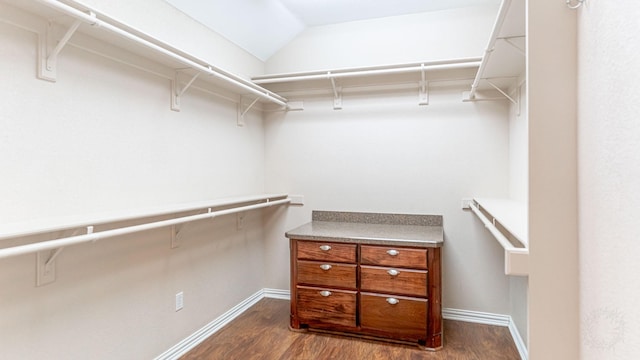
left=360, top=265, right=427, bottom=297
left=297, top=261, right=357, bottom=289
left=297, top=286, right=357, bottom=328
left=360, top=245, right=427, bottom=269
left=297, top=241, right=356, bottom=263
left=360, top=292, right=427, bottom=340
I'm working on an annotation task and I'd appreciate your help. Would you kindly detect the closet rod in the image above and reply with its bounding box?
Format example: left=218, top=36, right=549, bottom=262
left=253, top=58, right=481, bottom=84
left=0, top=198, right=290, bottom=260
left=34, top=0, right=289, bottom=107
left=469, top=0, right=512, bottom=99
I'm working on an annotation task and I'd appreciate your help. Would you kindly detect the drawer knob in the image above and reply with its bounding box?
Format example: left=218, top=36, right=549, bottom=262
left=386, top=297, right=399, bottom=305
left=320, top=264, right=332, bottom=271
left=386, top=249, right=400, bottom=256
left=319, top=290, right=332, bottom=297
left=319, top=245, right=332, bottom=251
left=387, top=269, right=400, bottom=276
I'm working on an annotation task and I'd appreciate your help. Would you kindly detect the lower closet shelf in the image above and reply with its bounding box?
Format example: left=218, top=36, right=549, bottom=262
left=470, top=198, right=528, bottom=276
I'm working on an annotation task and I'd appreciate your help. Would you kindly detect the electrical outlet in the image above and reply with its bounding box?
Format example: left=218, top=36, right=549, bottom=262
left=176, top=292, right=184, bottom=311
left=461, top=198, right=473, bottom=210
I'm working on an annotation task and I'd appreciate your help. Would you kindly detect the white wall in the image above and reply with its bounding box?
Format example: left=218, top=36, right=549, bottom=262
left=578, top=1, right=640, bottom=358
left=265, top=6, right=498, bottom=73
left=263, top=89, right=514, bottom=314
left=0, top=4, right=269, bottom=358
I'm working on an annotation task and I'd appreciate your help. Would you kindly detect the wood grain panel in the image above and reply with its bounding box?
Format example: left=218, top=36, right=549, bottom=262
left=360, top=292, right=427, bottom=341
left=297, top=260, right=357, bottom=289
left=297, top=286, right=357, bottom=328
left=360, top=265, right=427, bottom=297
left=360, top=245, right=427, bottom=269
left=297, top=240, right=356, bottom=263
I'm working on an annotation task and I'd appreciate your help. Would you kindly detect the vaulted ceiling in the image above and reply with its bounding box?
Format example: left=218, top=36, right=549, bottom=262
left=164, top=0, right=499, bottom=61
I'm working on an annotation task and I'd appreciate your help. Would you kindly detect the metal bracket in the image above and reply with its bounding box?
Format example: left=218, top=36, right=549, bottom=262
left=36, top=226, right=92, bottom=286
left=328, top=72, right=342, bottom=110
left=236, top=212, right=246, bottom=230
left=237, top=97, right=260, bottom=126
left=38, top=18, right=84, bottom=82
left=486, top=80, right=518, bottom=105
left=498, top=36, right=526, bottom=57
left=419, top=64, right=429, bottom=106
left=170, top=224, right=184, bottom=249
left=171, top=70, right=201, bottom=111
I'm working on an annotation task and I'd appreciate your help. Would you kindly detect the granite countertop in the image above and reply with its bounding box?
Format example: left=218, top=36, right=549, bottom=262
left=285, top=211, right=443, bottom=248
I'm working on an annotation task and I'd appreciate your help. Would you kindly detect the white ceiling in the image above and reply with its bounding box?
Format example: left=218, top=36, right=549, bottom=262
left=164, top=0, right=499, bottom=61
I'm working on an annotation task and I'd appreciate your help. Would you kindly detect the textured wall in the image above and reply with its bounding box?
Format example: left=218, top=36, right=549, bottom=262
left=578, top=0, right=640, bottom=358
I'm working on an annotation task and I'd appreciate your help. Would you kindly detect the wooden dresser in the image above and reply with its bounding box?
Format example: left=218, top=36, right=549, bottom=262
left=286, top=211, right=443, bottom=350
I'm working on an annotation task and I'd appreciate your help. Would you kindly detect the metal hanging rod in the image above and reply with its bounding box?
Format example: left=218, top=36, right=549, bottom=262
left=33, top=0, right=289, bottom=108
left=252, top=58, right=481, bottom=84
left=0, top=197, right=291, bottom=260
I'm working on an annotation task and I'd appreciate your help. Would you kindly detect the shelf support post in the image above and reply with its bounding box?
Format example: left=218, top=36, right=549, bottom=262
left=170, top=224, right=184, bottom=249
left=486, top=80, right=518, bottom=105
left=38, top=18, right=85, bottom=82
left=171, top=71, right=201, bottom=111
left=328, top=72, right=342, bottom=110
left=36, top=226, right=92, bottom=286
left=419, top=64, right=429, bottom=106
left=237, top=96, right=260, bottom=126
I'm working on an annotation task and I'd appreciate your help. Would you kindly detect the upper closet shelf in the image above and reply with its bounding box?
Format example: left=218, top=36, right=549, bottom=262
left=2, top=0, right=289, bottom=111
left=465, top=0, right=525, bottom=103
left=470, top=198, right=528, bottom=276
left=253, top=58, right=481, bottom=108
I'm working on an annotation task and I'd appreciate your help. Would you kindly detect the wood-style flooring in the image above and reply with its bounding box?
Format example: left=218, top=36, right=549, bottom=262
left=181, top=298, right=521, bottom=360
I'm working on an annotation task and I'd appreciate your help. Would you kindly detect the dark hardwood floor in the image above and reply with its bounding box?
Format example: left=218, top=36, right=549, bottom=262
left=181, top=298, right=521, bottom=360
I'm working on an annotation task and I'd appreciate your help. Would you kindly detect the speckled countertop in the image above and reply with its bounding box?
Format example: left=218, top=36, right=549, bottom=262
left=285, top=211, right=443, bottom=248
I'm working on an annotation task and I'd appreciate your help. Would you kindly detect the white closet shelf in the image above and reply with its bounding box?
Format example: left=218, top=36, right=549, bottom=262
left=466, top=0, right=525, bottom=103
left=470, top=197, right=528, bottom=276
left=2, top=0, right=289, bottom=110
left=253, top=58, right=481, bottom=107
left=0, top=194, right=292, bottom=286
left=0, top=194, right=289, bottom=241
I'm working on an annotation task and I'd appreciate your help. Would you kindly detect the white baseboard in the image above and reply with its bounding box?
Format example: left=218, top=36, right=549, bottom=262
left=443, top=307, right=528, bottom=360
left=156, top=289, right=527, bottom=360
left=154, top=289, right=266, bottom=360
left=508, top=319, right=529, bottom=360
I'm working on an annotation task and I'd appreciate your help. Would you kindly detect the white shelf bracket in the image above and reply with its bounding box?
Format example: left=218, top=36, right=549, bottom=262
left=36, top=226, right=91, bottom=286
left=171, top=71, right=201, bottom=111
left=328, top=72, right=342, bottom=110
left=419, top=64, right=429, bottom=106
left=170, top=224, right=184, bottom=249
left=38, top=17, right=85, bottom=82
left=498, top=36, right=526, bottom=57
left=486, top=80, right=518, bottom=105
left=237, top=96, right=260, bottom=126
left=236, top=212, right=246, bottom=230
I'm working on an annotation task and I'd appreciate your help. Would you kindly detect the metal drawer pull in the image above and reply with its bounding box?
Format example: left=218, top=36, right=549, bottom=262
left=386, top=249, right=399, bottom=256
left=387, top=269, right=400, bottom=276
left=319, top=245, right=332, bottom=251
left=320, top=264, right=332, bottom=271
left=386, top=298, right=399, bottom=305
left=319, top=290, right=332, bottom=297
